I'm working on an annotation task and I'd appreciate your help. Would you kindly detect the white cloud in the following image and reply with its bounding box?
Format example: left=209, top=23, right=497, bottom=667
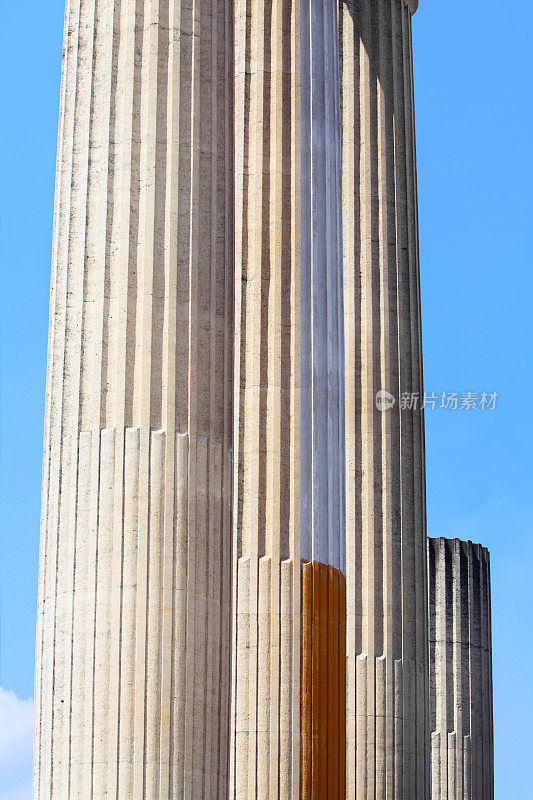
left=0, top=688, right=33, bottom=800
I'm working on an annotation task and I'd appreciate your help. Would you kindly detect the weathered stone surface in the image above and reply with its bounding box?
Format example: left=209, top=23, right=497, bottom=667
left=34, top=2, right=233, bottom=797
left=340, top=1, right=429, bottom=796
left=230, top=2, right=301, bottom=793
left=428, top=538, right=494, bottom=800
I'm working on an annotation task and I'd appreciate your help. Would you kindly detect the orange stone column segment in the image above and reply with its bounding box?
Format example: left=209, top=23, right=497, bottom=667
left=300, top=561, right=346, bottom=800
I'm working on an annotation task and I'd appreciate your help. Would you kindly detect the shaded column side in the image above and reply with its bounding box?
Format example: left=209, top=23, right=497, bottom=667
left=428, top=538, right=494, bottom=800
left=340, top=0, right=429, bottom=797
left=34, top=1, right=234, bottom=798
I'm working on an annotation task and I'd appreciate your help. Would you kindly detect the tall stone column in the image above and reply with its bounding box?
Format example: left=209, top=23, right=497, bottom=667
left=428, top=538, right=494, bottom=800
left=34, top=2, right=233, bottom=798
left=339, top=1, right=428, bottom=797
left=231, top=0, right=345, bottom=797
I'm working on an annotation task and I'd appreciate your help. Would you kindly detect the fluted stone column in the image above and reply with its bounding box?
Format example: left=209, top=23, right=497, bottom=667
left=34, top=2, right=233, bottom=798
left=428, top=538, right=494, bottom=800
left=231, top=0, right=346, bottom=797
left=231, top=4, right=301, bottom=794
left=340, top=0, right=428, bottom=797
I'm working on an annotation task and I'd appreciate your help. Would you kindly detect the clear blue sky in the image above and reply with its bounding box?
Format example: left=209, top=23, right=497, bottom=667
left=0, top=1, right=531, bottom=797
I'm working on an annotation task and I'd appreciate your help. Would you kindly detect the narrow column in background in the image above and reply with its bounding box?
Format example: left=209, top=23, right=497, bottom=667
left=34, top=2, right=233, bottom=798
left=428, top=538, right=494, bottom=800
left=339, top=0, right=428, bottom=797
left=231, top=0, right=346, bottom=797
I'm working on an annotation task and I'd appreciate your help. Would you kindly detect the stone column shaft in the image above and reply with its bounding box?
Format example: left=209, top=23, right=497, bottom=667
left=34, top=2, right=233, bottom=798
left=231, top=1, right=302, bottom=794
left=231, top=0, right=346, bottom=797
left=428, top=538, right=494, bottom=800
left=340, top=0, right=428, bottom=797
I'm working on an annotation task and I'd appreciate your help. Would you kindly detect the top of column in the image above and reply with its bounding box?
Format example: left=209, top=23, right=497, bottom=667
left=406, top=0, right=419, bottom=13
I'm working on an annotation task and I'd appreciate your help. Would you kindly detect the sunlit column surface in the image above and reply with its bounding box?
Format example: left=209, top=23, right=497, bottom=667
left=34, top=2, right=234, bottom=797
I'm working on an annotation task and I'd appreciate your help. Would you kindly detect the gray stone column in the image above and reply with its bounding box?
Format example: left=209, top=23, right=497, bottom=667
left=339, top=0, right=428, bottom=797
left=428, top=538, right=494, bottom=800
left=34, top=2, right=234, bottom=798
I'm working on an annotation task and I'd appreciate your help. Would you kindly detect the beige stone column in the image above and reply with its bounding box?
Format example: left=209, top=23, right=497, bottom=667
left=428, top=538, right=494, bottom=800
left=34, top=2, right=233, bottom=798
left=231, top=2, right=301, bottom=796
left=339, top=0, right=428, bottom=797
